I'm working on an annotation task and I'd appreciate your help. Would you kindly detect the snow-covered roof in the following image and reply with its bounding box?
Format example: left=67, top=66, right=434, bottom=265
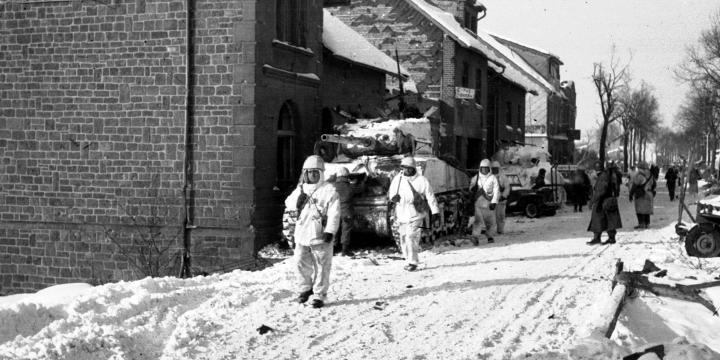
left=480, top=32, right=564, bottom=98
left=323, top=10, right=409, bottom=79
left=488, top=32, right=563, bottom=64
left=404, top=0, right=556, bottom=96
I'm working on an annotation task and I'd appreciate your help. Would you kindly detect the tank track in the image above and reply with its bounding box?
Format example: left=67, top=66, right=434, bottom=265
left=283, top=190, right=473, bottom=251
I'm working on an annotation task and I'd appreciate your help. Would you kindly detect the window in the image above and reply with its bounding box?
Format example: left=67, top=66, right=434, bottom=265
left=475, top=69, right=482, bottom=103
left=461, top=62, right=469, bottom=87
left=517, top=104, right=522, bottom=127
left=505, top=101, right=512, bottom=128
left=455, top=136, right=463, bottom=164
left=276, top=0, right=306, bottom=46
left=277, top=101, right=297, bottom=190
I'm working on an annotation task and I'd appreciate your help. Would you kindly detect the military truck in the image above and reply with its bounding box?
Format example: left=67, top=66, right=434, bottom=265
left=283, top=118, right=472, bottom=249
left=678, top=197, right=720, bottom=258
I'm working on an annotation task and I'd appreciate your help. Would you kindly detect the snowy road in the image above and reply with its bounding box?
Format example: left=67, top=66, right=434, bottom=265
left=2, top=183, right=719, bottom=360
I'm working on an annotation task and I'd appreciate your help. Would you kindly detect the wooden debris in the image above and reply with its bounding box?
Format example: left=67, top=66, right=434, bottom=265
left=601, top=259, right=720, bottom=339
left=612, top=260, right=720, bottom=317
left=677, top=150, right=696, bottom=223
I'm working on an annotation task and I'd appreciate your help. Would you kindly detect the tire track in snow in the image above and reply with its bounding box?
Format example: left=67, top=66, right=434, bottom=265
left=492, top=223, right=659, bottom=358
left=472, top=237, right=614, bottom=358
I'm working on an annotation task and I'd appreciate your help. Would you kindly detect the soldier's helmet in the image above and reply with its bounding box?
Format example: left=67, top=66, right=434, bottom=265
left=336, top=167, right=350, bottom=177
left=302, top=155, right=325, bottom=171
left=400, top=156, right=416, bottom=168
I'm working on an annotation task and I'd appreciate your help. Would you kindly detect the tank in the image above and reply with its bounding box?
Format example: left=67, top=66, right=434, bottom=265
left=283, top=117, right=472, bottom=249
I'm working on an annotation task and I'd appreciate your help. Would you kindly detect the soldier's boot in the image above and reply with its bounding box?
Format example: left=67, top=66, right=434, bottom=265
left=605, top=231, right=617, bottom=244
left=586, top=233, right=602, bottom=245
left=294, top=289, right=313, bottom=304
left=341, top=244, right=354, bottom=257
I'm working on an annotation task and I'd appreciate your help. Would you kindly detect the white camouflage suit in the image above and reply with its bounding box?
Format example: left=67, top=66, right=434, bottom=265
left=284, top=177, right=341, bottom=302
left=388, top=173, right=440, bottom=266
left=470, top=172, right=500, bottom=239
left=495, top=172, right=511, bottom=234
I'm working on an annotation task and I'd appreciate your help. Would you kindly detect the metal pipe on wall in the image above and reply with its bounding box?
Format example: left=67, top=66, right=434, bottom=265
left=180, top=0, right=196, bottom=278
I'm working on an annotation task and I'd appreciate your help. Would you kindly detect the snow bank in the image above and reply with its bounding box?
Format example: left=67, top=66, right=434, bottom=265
left=1, top=192, right=719, bottom=359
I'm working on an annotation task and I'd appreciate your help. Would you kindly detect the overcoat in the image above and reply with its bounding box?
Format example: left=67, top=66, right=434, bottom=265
left=631, top=169, right=654, bottom=215
left=587, top=169, right=622, bottom=232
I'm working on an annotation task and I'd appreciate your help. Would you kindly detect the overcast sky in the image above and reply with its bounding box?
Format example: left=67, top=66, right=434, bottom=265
left=477, top=0, right=720, bottom=135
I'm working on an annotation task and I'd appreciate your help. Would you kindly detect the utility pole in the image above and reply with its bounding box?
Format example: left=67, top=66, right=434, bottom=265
left=394, top=46, right=406, bottom=119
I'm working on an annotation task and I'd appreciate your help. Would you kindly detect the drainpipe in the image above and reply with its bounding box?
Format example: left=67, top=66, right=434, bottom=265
left=180, top=0, right=196, bottom=278
left=488, top=58, right=505, bottom=76
left=477, top=5, right=487, bottom=21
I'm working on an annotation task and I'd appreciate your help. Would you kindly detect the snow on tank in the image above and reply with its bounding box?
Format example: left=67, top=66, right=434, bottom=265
left=286, top=117, right=472, bottom=248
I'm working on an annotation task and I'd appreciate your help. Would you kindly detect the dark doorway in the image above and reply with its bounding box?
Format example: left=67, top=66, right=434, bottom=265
left=277, top=101, right=298, bottom=195
left=467, top=138, right=483, bottom=169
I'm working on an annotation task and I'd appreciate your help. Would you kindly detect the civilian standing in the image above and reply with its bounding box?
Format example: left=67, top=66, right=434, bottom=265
left=630, top=161, right=655, bottom=229
left=587, top=161, right=622, bottom=245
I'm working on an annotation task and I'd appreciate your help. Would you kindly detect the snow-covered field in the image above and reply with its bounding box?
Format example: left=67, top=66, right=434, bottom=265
left=1, top=185, right=720, bottom=360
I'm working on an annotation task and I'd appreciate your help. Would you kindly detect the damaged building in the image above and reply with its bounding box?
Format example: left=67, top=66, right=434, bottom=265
left=326, top=0, right=560, bottom=169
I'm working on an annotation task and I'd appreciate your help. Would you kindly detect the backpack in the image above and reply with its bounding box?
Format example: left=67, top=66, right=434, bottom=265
left=406, top=178, right=431, bottom=215
left=632, top=176, right=651, bottom=198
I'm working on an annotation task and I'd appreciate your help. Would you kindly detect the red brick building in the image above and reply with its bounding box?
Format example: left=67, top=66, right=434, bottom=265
left=0, top=0, right=333, bottom=293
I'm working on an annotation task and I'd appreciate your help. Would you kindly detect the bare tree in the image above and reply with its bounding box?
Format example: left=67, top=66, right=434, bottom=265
left=676, top=88, right=720, bottom=173
left=676, top=9, right=720, bottom=173
left=677, top=10, right=720, bottom=91
left=592, top=51, right=630, bottom=165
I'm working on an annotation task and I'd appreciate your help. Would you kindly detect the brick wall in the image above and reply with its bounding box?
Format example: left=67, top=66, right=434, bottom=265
left=443, top=43, right=487, bottom=159
left=252, top=0, right=324, bottom=248
left=322, top=55, right=385, bottom=118
left=184, top=0, right=256, bottom=270
left=0, top=0, right=263, bottom=294
left=328, top=0, right=444, bottom=94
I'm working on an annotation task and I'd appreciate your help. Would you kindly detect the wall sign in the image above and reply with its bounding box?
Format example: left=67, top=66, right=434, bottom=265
left=455, top=87, right=476, bottom=99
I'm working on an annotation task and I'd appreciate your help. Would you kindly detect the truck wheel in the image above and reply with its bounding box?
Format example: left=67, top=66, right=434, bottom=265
left=685, top=226, right=720, bottom=258
left=524, top=203, right=539, bottom=218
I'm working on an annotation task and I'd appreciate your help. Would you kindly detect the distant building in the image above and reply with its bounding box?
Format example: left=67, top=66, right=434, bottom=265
left=492, top=35, right=578, bottom=164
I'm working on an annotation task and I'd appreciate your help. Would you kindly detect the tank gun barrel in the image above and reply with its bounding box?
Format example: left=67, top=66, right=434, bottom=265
left=321, top=134, right=375, bottom=148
